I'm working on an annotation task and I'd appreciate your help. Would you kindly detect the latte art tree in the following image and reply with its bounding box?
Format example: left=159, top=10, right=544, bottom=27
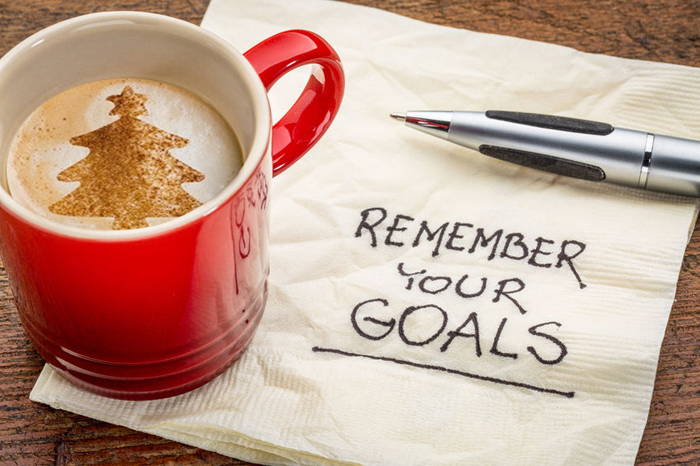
left=49, top=86, right=205, bottom=230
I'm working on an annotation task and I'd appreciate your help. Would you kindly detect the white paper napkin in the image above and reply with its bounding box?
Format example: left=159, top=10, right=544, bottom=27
left=30, top=0, right=700, bottom=465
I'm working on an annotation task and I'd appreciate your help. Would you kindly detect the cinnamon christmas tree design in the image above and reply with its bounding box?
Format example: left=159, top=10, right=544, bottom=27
left=49, top=86, right=205, bottom=230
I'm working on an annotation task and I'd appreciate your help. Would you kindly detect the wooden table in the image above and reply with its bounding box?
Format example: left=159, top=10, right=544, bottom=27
left=1, top=1, right=699, bottom=464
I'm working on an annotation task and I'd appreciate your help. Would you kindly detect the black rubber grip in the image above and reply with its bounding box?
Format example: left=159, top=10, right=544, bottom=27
left=485, top=110, right=614, bottom=135
left=479, top=145, right=606, bottom=182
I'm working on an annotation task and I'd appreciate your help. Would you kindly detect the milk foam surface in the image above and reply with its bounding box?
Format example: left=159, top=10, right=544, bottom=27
left=7, top=78, right=243, bottom=230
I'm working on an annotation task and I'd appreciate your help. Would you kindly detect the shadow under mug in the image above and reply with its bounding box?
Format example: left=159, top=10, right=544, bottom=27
left=0, top=12, right=344, bottom=400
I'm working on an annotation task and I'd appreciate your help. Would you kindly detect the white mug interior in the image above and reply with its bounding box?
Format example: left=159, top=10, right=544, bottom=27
left=0, top=12, right=271, bottom=239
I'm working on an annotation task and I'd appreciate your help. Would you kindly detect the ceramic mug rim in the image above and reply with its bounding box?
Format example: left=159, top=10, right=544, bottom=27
left=0, top=11, right=271, bottom=241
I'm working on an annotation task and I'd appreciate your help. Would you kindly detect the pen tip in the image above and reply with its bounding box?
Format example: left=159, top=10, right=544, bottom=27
left=390, top=113, right=406, bottom=122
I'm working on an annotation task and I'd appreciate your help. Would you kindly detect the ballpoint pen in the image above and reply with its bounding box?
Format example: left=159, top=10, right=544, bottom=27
left=390, top=110, right=700, bottom=197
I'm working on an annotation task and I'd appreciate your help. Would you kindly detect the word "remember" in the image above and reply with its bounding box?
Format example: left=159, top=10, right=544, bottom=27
left=355, top=207, right=587, bottom=289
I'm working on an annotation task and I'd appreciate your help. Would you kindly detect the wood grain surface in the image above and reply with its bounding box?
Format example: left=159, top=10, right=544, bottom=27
left=1, top=0, right=700, bottom=464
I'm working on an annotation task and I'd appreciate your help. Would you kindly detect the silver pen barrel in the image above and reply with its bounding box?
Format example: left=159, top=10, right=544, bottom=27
left=396, top=110, right=700, bottom=197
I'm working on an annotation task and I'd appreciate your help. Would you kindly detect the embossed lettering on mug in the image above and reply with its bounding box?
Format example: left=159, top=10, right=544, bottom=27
left=8, top=78, right=243, bottom=230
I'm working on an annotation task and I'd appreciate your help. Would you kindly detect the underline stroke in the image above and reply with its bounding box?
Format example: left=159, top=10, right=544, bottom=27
left=312, top=346, right=575, bottom=398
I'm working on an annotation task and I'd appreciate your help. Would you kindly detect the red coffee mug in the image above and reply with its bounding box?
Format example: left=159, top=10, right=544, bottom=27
left=0, top=13, right=344, bottom=399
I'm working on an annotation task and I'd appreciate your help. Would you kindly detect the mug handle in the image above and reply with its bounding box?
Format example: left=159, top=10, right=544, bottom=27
left=244, top=30, right=345, bottom=177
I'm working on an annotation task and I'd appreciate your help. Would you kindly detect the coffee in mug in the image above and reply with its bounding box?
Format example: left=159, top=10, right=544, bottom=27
left=8, top=78, right=242, bottom=230
left=0, top=11, right=344, bottom=400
